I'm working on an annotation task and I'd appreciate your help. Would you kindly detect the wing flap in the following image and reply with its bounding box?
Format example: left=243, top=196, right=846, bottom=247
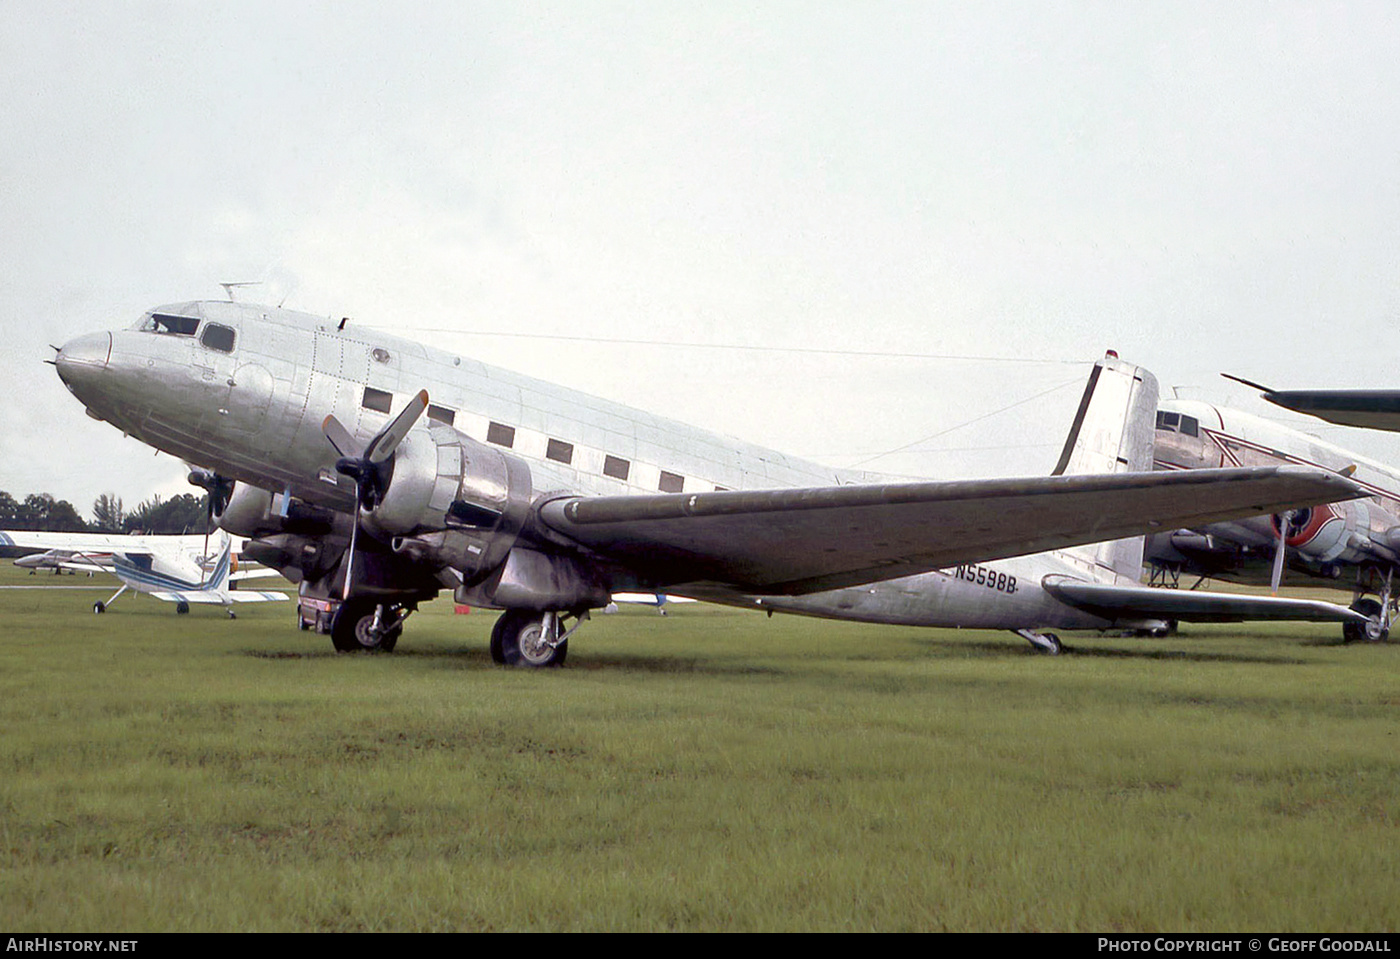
left=538, top=466, right=1365, bottom=594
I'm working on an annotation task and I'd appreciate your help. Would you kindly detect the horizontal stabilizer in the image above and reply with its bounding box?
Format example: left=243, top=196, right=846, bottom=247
left=1043, top=577, right=1367, bottom=625
left=539, top=465, right=1365, bottom=595
left=149, top=590, right=288, bottom=604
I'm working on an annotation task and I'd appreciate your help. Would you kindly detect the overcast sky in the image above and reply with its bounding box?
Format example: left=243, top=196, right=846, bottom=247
left=4, top=1, right=1400, bottom=516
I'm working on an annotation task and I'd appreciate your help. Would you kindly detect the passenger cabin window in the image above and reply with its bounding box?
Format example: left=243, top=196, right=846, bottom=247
left=427, top=404, right=455, bottom=426
left=487, top=422, right=515, bottom=448
left=659, top=470, right=684, bottom=493
left=546, top=438, right=574, bottom=464
left=603, top=455, right=630, bottom=481
left=362, top=387, right=393, bottom=413
left=140, top=313, right=200, bottom=336
left=200, top=323, right=236, bottom=353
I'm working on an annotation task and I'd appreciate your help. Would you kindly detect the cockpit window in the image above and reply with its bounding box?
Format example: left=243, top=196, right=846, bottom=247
left=139, top=313, right=201, bottom=336
left=1155, top=410, right=1201, bottom=437
left=200, top=323, right=236, bottom=353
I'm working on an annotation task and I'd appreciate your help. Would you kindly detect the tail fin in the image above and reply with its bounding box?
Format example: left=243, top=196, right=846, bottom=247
left=204, top=532, right=233, bottom=591
left=1053, top=352, right=1160, bottom=584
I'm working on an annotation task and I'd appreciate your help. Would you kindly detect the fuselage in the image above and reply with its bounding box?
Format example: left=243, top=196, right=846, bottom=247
left=54, top=300, right=1131, bottom=632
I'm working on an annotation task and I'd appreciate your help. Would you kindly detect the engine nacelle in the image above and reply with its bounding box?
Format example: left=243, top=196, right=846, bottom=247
left=215, top=483, right=337, bottom=539
left=1275, top=500, right=1392, bottom=566
left=372, top=423, right=533, bottom=583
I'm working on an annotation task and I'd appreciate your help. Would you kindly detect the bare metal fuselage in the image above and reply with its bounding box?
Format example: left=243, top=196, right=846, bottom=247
left=54, top=300, right=1138, bottom=633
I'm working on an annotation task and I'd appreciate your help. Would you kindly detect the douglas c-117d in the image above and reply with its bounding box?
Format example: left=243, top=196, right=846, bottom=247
left=50, top=300, right=1371, bottom=661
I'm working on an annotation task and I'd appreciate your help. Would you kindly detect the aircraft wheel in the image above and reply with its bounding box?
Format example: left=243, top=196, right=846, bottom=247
left=331, top=599, right=401, bottom=652
left=1343, top=598, right=1387, bottom=644
left=176, top=600, right=190, bottom=615
left=93, top=602, right=105, bottom=614
left=492, top=609, right=568, bottom=667
left=1042, top=633, right=1062, bottom=655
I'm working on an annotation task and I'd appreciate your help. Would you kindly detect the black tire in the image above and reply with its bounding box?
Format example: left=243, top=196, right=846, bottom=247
left=93, top=602, right=105, bottom=614
left=176, top=600, right=190, bottom=615
left=1343, top=598, right=1387, bottom=644
left=331, top=599, right=402, bottom=653
left=493, top=609, right=568, bottom=667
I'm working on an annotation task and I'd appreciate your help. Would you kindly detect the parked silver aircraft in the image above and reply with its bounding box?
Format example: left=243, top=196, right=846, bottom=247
left=0, top=529, right=287, bottom=615
left=49, top=300, right=1370, bottom=661
left=1148, top=400, right=1400, bottom=642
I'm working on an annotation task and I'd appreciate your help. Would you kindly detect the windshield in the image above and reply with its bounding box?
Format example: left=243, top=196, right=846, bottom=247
left=136, top=312, right=201, bottom=336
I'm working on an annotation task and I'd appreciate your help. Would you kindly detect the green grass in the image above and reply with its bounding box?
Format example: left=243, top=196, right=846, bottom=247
left=0, top=563, right=1397, bottom=931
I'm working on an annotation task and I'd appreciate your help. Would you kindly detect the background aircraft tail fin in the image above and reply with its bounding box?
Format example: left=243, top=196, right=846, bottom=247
left=1052, top=352, right=1160, bottom=584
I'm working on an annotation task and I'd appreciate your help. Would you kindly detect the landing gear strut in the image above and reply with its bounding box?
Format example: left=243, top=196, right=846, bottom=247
left=490, top=609, right=584, bottom=667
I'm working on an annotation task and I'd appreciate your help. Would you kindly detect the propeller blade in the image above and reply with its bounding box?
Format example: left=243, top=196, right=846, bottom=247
left=1270, top=512, right=1290, bottom=595
left=322, top=414, right=361, bottom=459
left=365, top=390, right=429, bottom=464
left=343, top=507, right=361, bottom=602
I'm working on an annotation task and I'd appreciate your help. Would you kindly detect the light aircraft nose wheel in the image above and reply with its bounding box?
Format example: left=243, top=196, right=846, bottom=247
left=490, top=609, right=570, bottom=667
left=93, top=602, right=105, bottom=614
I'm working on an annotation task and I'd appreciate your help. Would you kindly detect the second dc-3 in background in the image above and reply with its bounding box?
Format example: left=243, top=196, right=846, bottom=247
left=51, top=300, right=1368, bottom=661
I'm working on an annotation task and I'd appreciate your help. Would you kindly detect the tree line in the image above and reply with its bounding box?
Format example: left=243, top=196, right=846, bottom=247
left=0, top=490, right=211, bottom=535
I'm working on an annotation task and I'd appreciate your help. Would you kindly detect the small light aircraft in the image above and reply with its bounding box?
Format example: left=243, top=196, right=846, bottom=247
left=49, top=299, right=1371, bottom=660
left=1148, top=397, right=1400, bottom=642
left=0, top=529, right=287, bottom=616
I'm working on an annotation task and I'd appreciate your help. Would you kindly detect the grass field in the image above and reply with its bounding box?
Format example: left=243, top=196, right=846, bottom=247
left=0, top=563, right=1396, bottom=932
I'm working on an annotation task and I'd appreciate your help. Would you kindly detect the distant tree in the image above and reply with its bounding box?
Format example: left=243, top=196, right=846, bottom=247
left=9, top=492, right=88, bottom=531
left=123, top=493, right=209, bottom=535
left=92, top=492, right=124, bottom=532
left=0, top=491, right=16, bottom=526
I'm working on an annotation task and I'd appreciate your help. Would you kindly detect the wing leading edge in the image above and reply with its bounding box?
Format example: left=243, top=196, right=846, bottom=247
left=538, top=466, right=1365, bottom=595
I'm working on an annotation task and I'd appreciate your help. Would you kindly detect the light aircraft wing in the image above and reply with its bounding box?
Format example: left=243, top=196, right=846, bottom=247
left=0, top=530, right=154, bottom=556
left=1041, top=578, right=1367, bottom=625
left=538, top=466, right=1365, bottom=595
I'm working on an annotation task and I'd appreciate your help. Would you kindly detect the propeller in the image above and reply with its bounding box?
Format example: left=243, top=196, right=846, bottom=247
left=322, top=390, right=429, bottom=600
left=188, top=469, right=235, bottom=587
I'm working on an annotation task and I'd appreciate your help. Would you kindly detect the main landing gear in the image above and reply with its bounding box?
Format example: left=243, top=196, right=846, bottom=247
left=331, top=598, right=411, bottom=653
left=490, top=609, right=586, bottom=667
left=1343, top=567, right=1394, bottom=644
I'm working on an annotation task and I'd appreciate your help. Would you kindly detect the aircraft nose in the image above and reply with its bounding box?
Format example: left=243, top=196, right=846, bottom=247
left=54, top=332, right=112, bottom=392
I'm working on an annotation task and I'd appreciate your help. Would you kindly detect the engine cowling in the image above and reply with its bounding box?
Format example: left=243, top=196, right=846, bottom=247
left=372, top=422, right=533, bottom=584
left=1274, top=500, right=1392, bottom=566
left=214, top=483, right=337, bottom=539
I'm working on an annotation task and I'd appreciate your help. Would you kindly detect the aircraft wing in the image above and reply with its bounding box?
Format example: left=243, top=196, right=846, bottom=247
left=537, top=466, right=1365, bottom=595
left=1041, top=578, right=1367, bottom=625
left=1258, top=389, right=1400, bottom=433
left=0, top=530, right=154, bottom=556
